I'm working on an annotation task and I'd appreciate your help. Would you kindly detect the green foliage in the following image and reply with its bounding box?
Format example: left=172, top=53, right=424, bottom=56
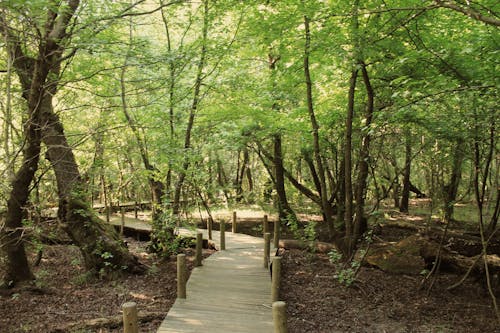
left=148, top=211, right=184, bottom=258
left=329, top=231, right=372, bottom=287
left=286, top=213, right=317, bottom=252
left=328, top=248, right=359, bottom=287
left=71, top=271, right=94, bottom=286
left=1, top=0, right=497, bottom=276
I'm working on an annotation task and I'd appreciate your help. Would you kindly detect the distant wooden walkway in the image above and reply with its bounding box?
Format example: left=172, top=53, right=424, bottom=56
left=157, top=229, right=274, bottom=333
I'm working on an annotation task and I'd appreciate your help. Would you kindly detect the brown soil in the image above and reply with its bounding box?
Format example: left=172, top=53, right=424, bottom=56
left=1, top=221, right=499, bottom=332
left=281, top=249, right=499, bottom=333
left=0, top=240, right=214, bottom=333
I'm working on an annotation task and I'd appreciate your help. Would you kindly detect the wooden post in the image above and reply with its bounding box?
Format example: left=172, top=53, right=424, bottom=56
left=273, top=219, right=280, bottom=248
left=177, top=254, right=187, bottom=299
left=120, top=208, right=125, bottom=235
left=134, top=201, right=138, bottom=219
left=220, top=220, right=226, bottom=250
left=208, top=216, right=213, bottom=240
left=263, top=214, right=269, bottom=235
left=272, top=301, right=288, bottom=333
left=232, top=211, right=237, bottom=233
left=264, top=232, right=271, bottom=269
left=271, top=256, right=281, bottom=302
left=122, top=302, right=139, bottom=333
left=195, top=232, right=203, bottom=267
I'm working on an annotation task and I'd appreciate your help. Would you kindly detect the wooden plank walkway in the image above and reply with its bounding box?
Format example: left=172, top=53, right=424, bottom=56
left=157, top=229, right=274, bottom=333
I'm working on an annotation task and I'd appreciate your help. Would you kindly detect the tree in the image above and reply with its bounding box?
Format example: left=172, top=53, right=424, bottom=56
left=0, top=1, right=145, bottom=285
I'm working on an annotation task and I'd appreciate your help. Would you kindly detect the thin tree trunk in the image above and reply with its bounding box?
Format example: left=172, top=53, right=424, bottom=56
left=352, top=63, right=374, bottom=241
left=303, top=13, right=335, bottom=237
left=273, top=134, right=295, bottom=221
left=443, top=139, right=465, bottom=222
left=160, top=0, right=177, bottom=201
left=120, top=22, right=164, bottom=218
left=400, top=131, right=412, bottom=213
left=172, top=0, right=209, bottom=217
left=472, top=110, right=499, bottom=320
left=2, top=30, right=15, bottom=181
left=0, top=86, right=44, bottom=286
left=344, top=68, right=358, bottom=253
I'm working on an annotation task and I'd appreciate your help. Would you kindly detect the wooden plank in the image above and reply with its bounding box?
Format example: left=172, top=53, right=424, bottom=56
left=157, top=230, right=274, bottom=333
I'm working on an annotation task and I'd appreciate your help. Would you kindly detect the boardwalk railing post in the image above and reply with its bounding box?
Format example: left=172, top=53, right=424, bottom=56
left=120, top=208, right=125, bottom=235
left=264, top=232, right=271, bottom=269
left=272, top=301, right=288, bottom=333
left=273, top=219, right=280, bottom=249
left=122, top=302, right=139, bottom=333
left=263, top=214, right=269, bottom=236
left=220, top=220, right=226, bottom=250
left=195, top=232, right=203, bottom=267
left=177, top=254, right=187, bottom=299
left=208, top=216, right=213, bottom=240
left=271, top=256, right=282, bottom=302
left=232, top=211, right=237, bottom=233
left=134, top=201, right=138, bottom=219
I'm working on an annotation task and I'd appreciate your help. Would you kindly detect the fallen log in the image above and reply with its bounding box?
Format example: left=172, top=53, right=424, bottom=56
left=53, top=311, right=165, bottom=332
left=366, top=234, right=500, bottom=277
left=279, top=239, right=337, bottom=253
left=375, top=221, right=500, bottom=256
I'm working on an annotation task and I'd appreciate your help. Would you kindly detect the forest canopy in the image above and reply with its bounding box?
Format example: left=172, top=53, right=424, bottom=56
left=0, top=0, right=498, bottom=293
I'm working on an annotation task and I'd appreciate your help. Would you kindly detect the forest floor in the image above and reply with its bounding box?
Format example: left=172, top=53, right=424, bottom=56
left=0, top=202, right=499, bottom=332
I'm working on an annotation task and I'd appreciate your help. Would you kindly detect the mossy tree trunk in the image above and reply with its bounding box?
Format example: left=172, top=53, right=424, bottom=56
left=41, top=109, right=145, bottom=275
left=2, top=0, right=144, bottom=278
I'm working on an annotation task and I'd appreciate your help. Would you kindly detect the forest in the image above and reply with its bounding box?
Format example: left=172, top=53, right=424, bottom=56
left=0, top=0, right=499, bottom=332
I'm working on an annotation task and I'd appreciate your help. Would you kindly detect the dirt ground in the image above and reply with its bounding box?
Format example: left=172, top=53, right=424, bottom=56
left=281, top=248, right=499, bottom=333
left=1, top=210, right=499, bottom=332
left=0, top=240, right=214, bottom=333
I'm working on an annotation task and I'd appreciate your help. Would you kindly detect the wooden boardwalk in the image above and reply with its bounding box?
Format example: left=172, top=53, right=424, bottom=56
left=157, top=229, right=274, bottom=333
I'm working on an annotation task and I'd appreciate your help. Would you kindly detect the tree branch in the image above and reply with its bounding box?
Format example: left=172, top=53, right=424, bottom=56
left=435, top=0, right=500, bottom=26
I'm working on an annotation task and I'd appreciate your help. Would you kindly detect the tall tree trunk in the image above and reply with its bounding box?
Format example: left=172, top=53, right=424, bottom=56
left=215, top=154, right=230, bottom=202
left=172, top=0, right=209, bottom=217
left=41, top=105, right=144, bottom=274
left=303, top=13, right=334, bottom=236
left=352, top=63, right=374, bottom=241
left=273, top=134, right=295, bottom=221
left=344, top=68, right=358, bottom=254
left=160, top=0, right=178, bottom=201
left=336, top=155, right=346, bottom=229
left=400, top=131, right=412, bottom=213
left=235, top=149, right=249, bottom=202
left=3, top=1, right=144, bottom=277
left=0, top=81, right=45, bottom=286
left=472, top=109, right=499, bottom=319
left=443, top=139, right=465, bottom=222
left=2, top=30, right=15, bottom=181
left=120, top=21, right=164, bottom=219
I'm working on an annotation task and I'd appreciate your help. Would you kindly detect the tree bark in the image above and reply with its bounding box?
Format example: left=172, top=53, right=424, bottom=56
left=172, top=0, right=209, bottom=217
left=2, top=1, right=145, bottom=277
left=273, top=134, right=295, bottom=222
left=400, top=131, right=412, bottom=213
left=41, top=108, right=145, bottom=274
left=344, top=68, right=358, bottom=254
left=120, top=22, right=165, bottom=219
left=352, top=63, right=374, bottom=242
left=443, top=139, right=464, bottom=222
left=303, top=13, right=335, bottom=237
